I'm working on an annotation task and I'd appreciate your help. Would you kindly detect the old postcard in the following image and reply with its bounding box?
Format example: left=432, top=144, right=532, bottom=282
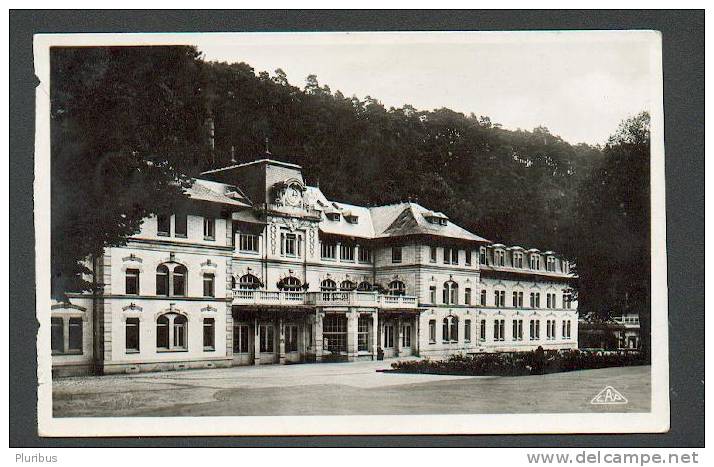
left=34, top=31, right=669, bottom=436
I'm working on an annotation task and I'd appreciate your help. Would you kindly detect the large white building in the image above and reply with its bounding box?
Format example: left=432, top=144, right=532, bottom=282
left=51, top=158, right=578, bottom=376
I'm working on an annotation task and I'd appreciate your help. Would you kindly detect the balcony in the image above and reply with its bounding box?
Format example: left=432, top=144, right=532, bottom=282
left=232, top=289, right=307, bottom=307
left=232, top=289, right=418, bottom=309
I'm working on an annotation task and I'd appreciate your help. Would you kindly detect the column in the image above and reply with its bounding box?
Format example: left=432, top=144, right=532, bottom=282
left=279, top=316, right=286, bottom=364
left=253, top=316, right=260, bottom=366
left=347, top=310, right=358, bottom=362
left=414, top=314, right=420, bottom=357
left=314, top=310, right=324, bottom=362
left=395, top=316, right=402, bottom=357
left=372, top=312, right=379, bottom=360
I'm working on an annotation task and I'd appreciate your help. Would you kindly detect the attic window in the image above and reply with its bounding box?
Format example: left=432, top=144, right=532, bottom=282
left=345, top=215, right=359, bottom=224
left=326, top=212, right=340, bottom=221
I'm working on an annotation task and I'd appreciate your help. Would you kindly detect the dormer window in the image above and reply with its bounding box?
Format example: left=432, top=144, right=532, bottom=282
left=424, top=212, right=448, bottom=225
left=546, top=256, right=556, bottom=272
left=513, top=252, right=524, bottom=268
left=494, top=249, right=505, bottom=267
left=344, top=214, right=359, bottom=224
left=326, top=212, right=340, bottom=221
left=530, top=255, right=541, bottom=270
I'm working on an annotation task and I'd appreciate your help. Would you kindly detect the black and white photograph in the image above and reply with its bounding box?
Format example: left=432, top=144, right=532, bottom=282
left=30, top=28, right=672, bottom=437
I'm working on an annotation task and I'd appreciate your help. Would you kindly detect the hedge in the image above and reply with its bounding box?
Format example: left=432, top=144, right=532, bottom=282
left=388, top=348, right=646, bottom=377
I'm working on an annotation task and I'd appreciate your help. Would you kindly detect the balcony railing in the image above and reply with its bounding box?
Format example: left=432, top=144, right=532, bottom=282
left=232, top=289, right=307, bottom=306
left=232, top=289, right=418, bottom=309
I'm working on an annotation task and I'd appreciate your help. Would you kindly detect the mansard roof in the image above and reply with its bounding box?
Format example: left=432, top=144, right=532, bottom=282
left=371, top=202, right=489, bottom=243
left=186, top=179, right=252, bottom=207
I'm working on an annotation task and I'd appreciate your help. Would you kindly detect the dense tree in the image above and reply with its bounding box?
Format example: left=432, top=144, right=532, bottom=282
left=571, top=112, right=651, bottom=357
left=51, top=46, right=210, bottom=298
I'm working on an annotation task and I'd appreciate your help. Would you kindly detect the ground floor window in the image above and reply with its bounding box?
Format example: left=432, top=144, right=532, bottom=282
left=285, top=324, right=299, bottom=352
left=464, top=319, right=471, bottom=342
left=429, top=319, right=436, bottom=343
left=383, top=323, right=394, bottom=348
left=443, top=316, right=458, bottom=342
left=493, top=319, right=505, bottom=341
left=51, top=317, right=64, bottom=354
left=358, top=316, right=370, bottom=352
left=323, top=315, right=347, bottom=352
left=203, top=318, right=215, bottom=351
left=125, top=318, right=140, bottom=353
left=68, top=318, right=83, bottom=352
left=259, top=324, right=274, bottom=353
left=562, top=320, right=571, bottom=339
left=401, top=324, right=412, bottom=347
left=512, top=319, right=523, bottom=341
left=157, top=313, right=187, bottom=351
left=233, top=324, right=250, bottom=353
left=480, top=319, right=486, bottom=341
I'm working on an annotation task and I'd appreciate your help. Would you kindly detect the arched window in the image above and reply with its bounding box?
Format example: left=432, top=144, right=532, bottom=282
left=156, top=265, right=169, bottom=296
left=173, top=265, right=187, bottom=296
left=156, top=314, right=170, bottom=348
left=443, top=281, right=458, bottom=305
left=388, top=280, right=406, bottom=296
left=321, top=279, right=337, bottom=291
left=281, top=276, right=302, bottom=291
left=357, top=281, right=372, bottom=292
left=239, top=274, right=261, bottom=290
left=340, top=280, right=356, bottom=291
left=173, top=315, right=187, bottom=349
left=156, top=313, right=188, bottom=351
left=442, top=315, right=459, bottom=342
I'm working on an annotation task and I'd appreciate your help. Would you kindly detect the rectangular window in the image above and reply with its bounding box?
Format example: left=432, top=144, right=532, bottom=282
left=285, top=325, right=299, bottom=352
left=391, top=247, right=402, bottom=263
left=480, top=289, right=487, bottom=306
left=429, top=286, right=437, bottom=304
left=125, top=318, right=140, bottom=353
left=321, top=241, right=336, bottom=259
left=513, top=252, right=523, bottom=268
left=283, top=233, right=297, bottom=256
left=203, top=273, right=215, bottom=297
left=429, top=320, right=436, bottom=343
left=480, top=319, right=486, bottom=340
left=512, top=319, right=523, bottom=341
left=546, top=320, right=553, bottom=339
left=464, top=319, right=471, bottom=342
left=203, top=217, right=215, bottom=240
left=465, top=288, right=472, bottom=305
left=384, top=324, right=394, bottom=348
left=494, top=290, right=505, bottom=307
left=430, top=246, right=437, bottom=262
left=157, top=214, right=170, bottom=236
left=175, top=213, right=188, bottom=237
left=358, top=317, right=370, bottom=352
left=125, top=268, right=140, bottom=295
left=479, top=247, right=487, bottom=265
left=450, top=319, right=458, bottom=342
left=68, top=317, right=83, bottom=352
left=493, top=319, right=505, bottom=341
left=51, top=317, right=63, bottom=354
left=401, top=325, right=412, bottom=347
left=358, top=247, right=372, bottom=263
left=340, top=244, right=355, bottom=262
left=536, top=293, right=541, bottom=308
left=443, top=247, right=451, bottom=264
left=203, top=318, right=215, bottom=351
left=233, top=324, right=249, bottom=353
left=451, top=248, right=459, bottom=265
left=465, top=250, right=472, bottom=265
left=239, top=233, right=259, bottom=253
left=259, top=324, right=274, bottom=352
left=512, top=291, right=519, bottom=307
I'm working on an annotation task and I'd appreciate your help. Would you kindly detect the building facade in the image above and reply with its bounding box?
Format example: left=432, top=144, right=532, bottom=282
left=51, top=158, right=578, bottom=376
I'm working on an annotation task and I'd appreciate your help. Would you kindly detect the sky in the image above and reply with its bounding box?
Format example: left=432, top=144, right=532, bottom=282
left=197, top=32, right=657, bottom=146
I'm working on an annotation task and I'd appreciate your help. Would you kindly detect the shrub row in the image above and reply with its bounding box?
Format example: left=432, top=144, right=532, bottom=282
left=388, top=348, right=646, bottom=377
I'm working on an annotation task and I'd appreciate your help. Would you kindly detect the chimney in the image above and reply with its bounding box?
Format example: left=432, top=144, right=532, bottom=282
left=230, top=145, right=236, bottom=164
left=205, top=116, right=215, bottom=166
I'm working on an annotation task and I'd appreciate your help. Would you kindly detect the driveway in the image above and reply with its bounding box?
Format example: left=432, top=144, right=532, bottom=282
left=52, top=360, right=651, bottom=417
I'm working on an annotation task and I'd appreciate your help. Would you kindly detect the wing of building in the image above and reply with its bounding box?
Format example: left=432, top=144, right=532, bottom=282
left=51, top=158, right=578, bottom=376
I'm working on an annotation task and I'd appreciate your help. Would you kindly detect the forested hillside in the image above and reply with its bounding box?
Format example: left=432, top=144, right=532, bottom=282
left=50, top=46, right=651, bottom=354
